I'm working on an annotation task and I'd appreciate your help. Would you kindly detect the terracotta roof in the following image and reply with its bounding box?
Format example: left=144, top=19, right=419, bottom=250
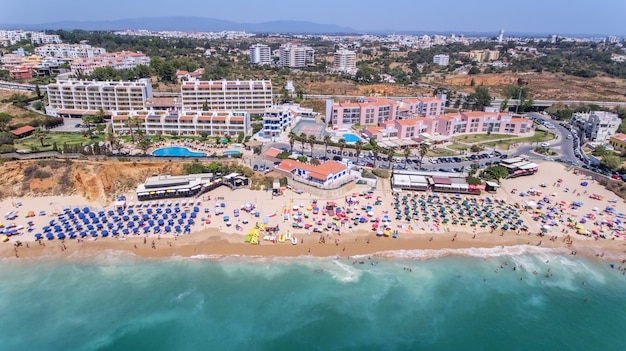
left=264, top=147, right=282, bottom=158
left=10, top=125, right=35, bottom=136
left=276, top=160, right=346, bottom=180
left=612, top=133, right=626, bottom=141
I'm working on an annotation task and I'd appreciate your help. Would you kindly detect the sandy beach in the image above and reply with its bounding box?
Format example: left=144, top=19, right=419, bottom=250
left=2, top=161, right=626, bottom=262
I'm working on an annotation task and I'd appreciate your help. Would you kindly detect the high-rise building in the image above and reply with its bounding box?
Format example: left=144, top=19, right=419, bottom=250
left=278, top=43, right=314, bottom=68
left=433, top=54, right=450, bottom=66
left=45, top=78, right=153, bottom=117
left=180, top=79, right=273, bottom=113
left=249, top=43, right=271, bottom=65
left=333, top=49, right=357, bottom=73
left=498, top=30, right=504, bottom=44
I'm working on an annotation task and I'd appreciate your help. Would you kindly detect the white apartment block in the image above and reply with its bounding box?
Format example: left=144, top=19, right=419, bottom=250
left=278, top=43, right=314, bottom=68
left=45, top=78, right=153, bottom=117
left=30, top=33, right=62, bottom=45
left=34, top=44, right=107, bottom=59
left=180, top=80, right=273, bottom=113
left=333, top=49, right=357, bottom=73
left=70, top=51, right=151, bottom=75
left=0, top=30, right=29, bottom=46
left=262, top=103, right=315, bottom=139
left=433, top=54, right=450, bottom=66
left=572, top=111, right=621, bottom=142
left=111, top=109, right=250, bottom=137
left=249, top=44, right=272, bottom=65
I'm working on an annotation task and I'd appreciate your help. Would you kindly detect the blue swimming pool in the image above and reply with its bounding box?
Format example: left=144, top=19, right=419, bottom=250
left=152, top=147, right=207, bottom=157
left=342, top=133, right=361, bottom=143
left=223, top=150, right=241, bottom=156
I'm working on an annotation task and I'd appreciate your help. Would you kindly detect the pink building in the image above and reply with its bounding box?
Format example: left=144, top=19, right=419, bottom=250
left=326, top=95, right=446, bottom=128
left=363, top=111, right=533, bottom=142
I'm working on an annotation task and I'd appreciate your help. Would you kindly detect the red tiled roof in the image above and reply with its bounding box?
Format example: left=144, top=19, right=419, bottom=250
left=276, top=160, right=347, bottom=180
left=10, top=125, right=35, bottom=135
left=265, top=147, right=282, bottom=158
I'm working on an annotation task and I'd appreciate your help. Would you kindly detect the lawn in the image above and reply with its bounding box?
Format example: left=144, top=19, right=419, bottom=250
left=452, top=133, right=511, bottom=143
left=427, top=148, right=456, bottom=157
left=483, top=131, right=556, bottom=150
left=447, top=143, right=469, bottom=152
left=15, top=133, right=104, bottom=152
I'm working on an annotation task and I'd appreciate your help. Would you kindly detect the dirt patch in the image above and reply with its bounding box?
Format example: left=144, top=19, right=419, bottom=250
left=427, top=73, right=626, bottom=102
left=0, top=159, right=188, bottom=205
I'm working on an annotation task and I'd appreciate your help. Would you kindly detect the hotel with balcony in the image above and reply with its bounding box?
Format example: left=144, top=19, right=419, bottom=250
left=261, top=103, right=316, bottom=139
left=111, top=109, right=250, bottom=137
left=45, top=78, right=153, bottom=117
left=363, top=111, right=533, bottom=146
left=180, top=79, right=273, bottom=114
left=70, top=51, right=151, bottom=75
left=325, top=95, right=446, bottom=128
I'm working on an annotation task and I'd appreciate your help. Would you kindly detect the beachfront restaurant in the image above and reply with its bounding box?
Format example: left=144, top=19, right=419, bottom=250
left=136, top=173, right=219, bottom=201
left=223, top=173, right=249, bottom=189
left=391, top=173, right=429, bottom=191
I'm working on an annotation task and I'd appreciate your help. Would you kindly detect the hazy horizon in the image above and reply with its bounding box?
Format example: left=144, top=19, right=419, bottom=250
left=1, top=0, right=625, bottom=36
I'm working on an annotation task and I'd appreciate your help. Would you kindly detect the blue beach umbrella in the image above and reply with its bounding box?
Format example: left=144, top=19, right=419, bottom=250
left=88, top=212, right=96, bottom=218
left=82, top=207, right=90, bottom=214
left=87, top=224, right=94, bottom=231
left=132, top=227, right=139, bottom=234
left=107, top=223, right=114, bottom=229
left=68, top=232, right=76, bottom=239
left=122, top=215, right=129, bottom=221
left=92, top=217, right=100, bottom=224
left=98, top=210, right=105, bottom=216
left=165, top=226, right=171, bottom=232
left=143, top=226, right=150, bottom=233
left=107, top=210, right=114, bottom=216
left=122, top=228, right=129, bottom=235
left=80, top=231, right=87, bottom=238
left=193, top=207, right=199, bottom=213
left=157, top=219, right=164, bottom=226
left=101, top=230, right=109, bottom=237
left=34, top=233, right=43, bottom=240
left=73, top=207, right=80, bottom=213
left=112, top=229, right=119, bottom=236
left=168, top=219, right=174, bottom=226
left=132, top=215, right=139, bottom=221
left=117, top=222, right=124, bottom=228
left=148, top=220, right=155, bottom=226
left=46, top=233, right=54, bottom=240
left=90, top=230, right=98, bottom=237
left=142, top=214, right=149, bottom=220
left=57, top=233, right=65, bottom=240
left=156, top=208, right=162, bottom=214
left=96, top=223, right=103, bottom=230
left=178, top=219, right=184, bottom=225
left=127, top=221, right=135, bottom=227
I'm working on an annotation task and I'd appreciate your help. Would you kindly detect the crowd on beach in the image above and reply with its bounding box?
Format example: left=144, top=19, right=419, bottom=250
left=2, top=162, right=626, bottom=266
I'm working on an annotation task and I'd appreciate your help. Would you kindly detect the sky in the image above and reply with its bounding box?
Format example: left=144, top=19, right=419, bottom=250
left=1, top=0, right=625, bottom=35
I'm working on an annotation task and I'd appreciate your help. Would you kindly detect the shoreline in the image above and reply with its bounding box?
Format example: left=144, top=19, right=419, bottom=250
left=1, top=162, right=625, bottom=265
left=3, top=227, right=624, bottom=264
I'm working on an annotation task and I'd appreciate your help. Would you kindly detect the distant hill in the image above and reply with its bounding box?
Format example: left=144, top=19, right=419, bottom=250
left=2, top=16, right=357, bottom=34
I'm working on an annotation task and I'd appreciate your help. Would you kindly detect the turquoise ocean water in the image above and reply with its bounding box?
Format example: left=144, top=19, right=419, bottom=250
left=1, top=247, right=625, bottom=351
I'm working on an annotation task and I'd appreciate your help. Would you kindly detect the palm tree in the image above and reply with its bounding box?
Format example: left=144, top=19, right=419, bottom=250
left=403, top=146, right=411, bottom=168
left=307, top=135, right=316, bottom=157
left=299, top=132, right=307, bottom=154
left=354, top=140, right=364, bottom=164
left=337, top=138, right=346, bottom=158
left=323, top=134, right=331, bottom=156
left=418, top=142, right=429, bottom=170
left=104, top=126, right=119, bottom=153
left=386, top=147, right=395, bottom=169
left=137, top=137, right=152, bottom=155
left=33, top=127, right=49, bottom=147
left=288, top=131, right=296, bottom=153
left=124, top=116, right=140, bottom=143
left=372, top=146, right=379, bottom=167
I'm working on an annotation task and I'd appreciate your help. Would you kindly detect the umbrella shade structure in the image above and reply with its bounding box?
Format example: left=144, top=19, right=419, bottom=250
left=143, top=226, right=150, bottom=233
left=122, top=228, right=129, bottom=235
left=101, top=230, right=109, bottom=237
left=90, top=230, right=98, bottom=237
left=57, top=233, right=65, bottom=240
left=132, top=227, right=140, bottom=234
left=107, top=223, right=114, bottom=229
left=34, top=233, right=43, bottom=240
left=46, top=233, right=54, bottom=240
left=79, top=231, right=87, bottom=238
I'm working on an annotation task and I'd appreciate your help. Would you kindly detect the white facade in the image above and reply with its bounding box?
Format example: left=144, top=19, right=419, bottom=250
left=572, top=111, right=621, bottom=142
left=45, top=78, right=152, bottom=117
left=249, top=44, right=271, bottom=65
left=333, top=49, right=357, bottom=73
left=433, top=54, right=450, bottom=66
left=35, top=44, right=106, bottom=59
left=278, top=43, right=314, bottom=68
left=30, top=33, right=62, bottom=45
left=111, top=109, right=250, bottom=137
left=181, top=79, right=273, bottom=113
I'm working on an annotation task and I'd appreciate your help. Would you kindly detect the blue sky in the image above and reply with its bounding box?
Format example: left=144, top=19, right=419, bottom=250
left=1, top=0, right=625, bottom=35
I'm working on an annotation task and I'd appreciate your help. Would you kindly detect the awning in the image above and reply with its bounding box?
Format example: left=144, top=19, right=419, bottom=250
left=156, top=190, right=166, bottom=194
left=190, top=185, right=202, bottom=190
left=137, top=192, right=149, bottom=196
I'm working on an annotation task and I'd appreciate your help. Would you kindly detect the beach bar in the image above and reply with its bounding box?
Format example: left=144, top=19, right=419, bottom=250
left=136, top=173, right=220, bottom=201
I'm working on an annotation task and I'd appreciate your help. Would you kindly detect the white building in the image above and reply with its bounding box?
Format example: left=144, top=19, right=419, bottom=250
left=45, top=78, right=153, bottom=117
left=572, top=111, right=621, bottom=142
left=261, top=103, right=315, bottom=139
left=30, top=32, right=62, bottom=45
left=180, top=79, right=273, bottom=113
left=333, top=49, right=357, bottom=73
left=278, top=43, right=314, bottom=68
left=249, top=43, right=271, bottom=65
left=433, top=54, right=450, bottom=66
left=34, top=44, right=106, bottom=59
left=111, top=109, right=250, bottom=137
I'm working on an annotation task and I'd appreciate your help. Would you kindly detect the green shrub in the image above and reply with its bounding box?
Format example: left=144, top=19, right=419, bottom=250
left=371, top=169, right=389, bottom=178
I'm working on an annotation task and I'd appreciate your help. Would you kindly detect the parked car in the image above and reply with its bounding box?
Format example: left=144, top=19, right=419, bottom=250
left=252, top=165, right=259, bottom=171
